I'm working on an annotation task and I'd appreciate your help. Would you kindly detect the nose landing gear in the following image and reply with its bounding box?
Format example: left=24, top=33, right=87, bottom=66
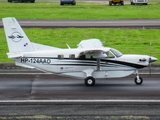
left=135, top=76, right=143, bottom=85
left=135, top=70, right=143, bottom=85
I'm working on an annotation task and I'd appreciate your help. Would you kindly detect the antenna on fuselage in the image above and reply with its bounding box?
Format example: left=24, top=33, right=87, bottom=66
left=66, top=43, right=71, bottom=49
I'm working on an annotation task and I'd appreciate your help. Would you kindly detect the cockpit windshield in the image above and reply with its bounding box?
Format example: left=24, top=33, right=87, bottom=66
left=110, top=48, right=123, bottom=57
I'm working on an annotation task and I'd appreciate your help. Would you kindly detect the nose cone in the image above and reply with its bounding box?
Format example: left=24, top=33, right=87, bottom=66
left=149, top=56, right=158, bottom=63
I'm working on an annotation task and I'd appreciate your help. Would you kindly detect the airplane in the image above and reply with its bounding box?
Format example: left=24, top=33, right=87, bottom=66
left=2, top=17, right=158, bottom=86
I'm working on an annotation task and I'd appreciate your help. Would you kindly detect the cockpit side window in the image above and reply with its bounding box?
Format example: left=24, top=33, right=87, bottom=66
left=110, top=49, right=123, bottom=57
left=106, top=51, right=115, bottom=58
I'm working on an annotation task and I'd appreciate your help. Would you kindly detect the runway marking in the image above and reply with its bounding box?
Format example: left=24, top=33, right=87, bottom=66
left=0, top=100, right=160, bottom=103
left=0, top=73, right=51, bottom=75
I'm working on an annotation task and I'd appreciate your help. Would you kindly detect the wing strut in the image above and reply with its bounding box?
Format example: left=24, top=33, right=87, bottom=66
left=97, top=58, right=100, bottom=71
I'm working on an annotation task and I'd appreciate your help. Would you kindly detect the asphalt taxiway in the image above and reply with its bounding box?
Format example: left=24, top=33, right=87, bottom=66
left=0, top=74, right=160, bottom=100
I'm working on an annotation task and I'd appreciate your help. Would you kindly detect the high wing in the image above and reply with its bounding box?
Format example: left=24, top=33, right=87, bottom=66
left=77, top=38, right=104, bottom=49
left=77, top=39, right=110, bottom=58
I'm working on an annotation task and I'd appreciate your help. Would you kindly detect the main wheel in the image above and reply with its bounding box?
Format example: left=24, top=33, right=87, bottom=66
left=132, top=2, right=135, bottom=5
left=121, top=1, right=124, bottom=5
left=84, top=76, right=95, bottom=86
left=109, top=1, right=112, bottom=6
left=72, top=1, right=76, bottom=5
left=30, top=0, right=35, bottom=3
left=60, top=2, right=64, bottom=5
left=18, top=0, right=22, bottom=3
left=134, top=76, right=143, bottom=85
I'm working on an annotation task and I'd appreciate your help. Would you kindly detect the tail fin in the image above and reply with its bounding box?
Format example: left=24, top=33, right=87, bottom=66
left=2, top=17, right=34, bottom=53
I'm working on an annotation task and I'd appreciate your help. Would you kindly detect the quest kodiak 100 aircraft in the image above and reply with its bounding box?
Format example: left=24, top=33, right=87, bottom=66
left=2, top=17, right=158, bottom=86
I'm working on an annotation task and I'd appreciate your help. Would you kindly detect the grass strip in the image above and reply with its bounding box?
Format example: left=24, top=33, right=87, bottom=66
left=0, top=28, right=159, bottom=63
left=0, top=2, right=160, bottom=19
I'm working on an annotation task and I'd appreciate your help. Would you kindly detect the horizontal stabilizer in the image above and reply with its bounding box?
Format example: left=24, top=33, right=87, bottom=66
left=7, top=53, right=23, bottom=58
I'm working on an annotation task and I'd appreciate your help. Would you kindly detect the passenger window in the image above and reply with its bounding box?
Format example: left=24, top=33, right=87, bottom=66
left=69, top=54, right=75, bottom=59
left=90, top=54, right=94, bottom=59
left=58, top=55, right=64, bottom=59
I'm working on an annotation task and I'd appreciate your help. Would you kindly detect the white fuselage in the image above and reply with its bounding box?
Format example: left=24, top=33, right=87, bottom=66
left=14, top=48, right=152, bottom=79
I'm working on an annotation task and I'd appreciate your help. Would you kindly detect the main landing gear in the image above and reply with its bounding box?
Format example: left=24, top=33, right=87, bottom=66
left=83, top=59, right=100, bottom=86
left=83, top=69, right=96, bottom=86
left=84, top=76, right=95, bottom=86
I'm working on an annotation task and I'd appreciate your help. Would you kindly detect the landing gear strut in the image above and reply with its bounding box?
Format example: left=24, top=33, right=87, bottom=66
left=83, top=59, right=101, bottom=86
left=135, top=70, right=143, bottom=85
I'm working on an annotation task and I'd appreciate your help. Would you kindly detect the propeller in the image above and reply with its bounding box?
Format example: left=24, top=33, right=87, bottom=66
left=149, top=42, right=152, bottom=76
left=148, top=42, right=158, bottom=76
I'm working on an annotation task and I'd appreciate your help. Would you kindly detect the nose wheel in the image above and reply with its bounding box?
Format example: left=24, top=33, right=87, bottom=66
left=84, top=76, right=95, bottom=86
left=135, top=76, right=143, bottom=85
left=134, top=70, right=143, bottom=85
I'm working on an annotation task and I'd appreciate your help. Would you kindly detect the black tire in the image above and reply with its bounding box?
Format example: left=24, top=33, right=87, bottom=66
left=72, top=2, right=76, bottom=5
left=121, top=1, right=124, bottom=5
left=8, top=0, right=12, bottom=2
left=135, top=76, right=143, bottom=85
left=18, top=0, right=22, bottom=3
left=109, top=1, right=112, bottom=6
left=84, top=76, right=95, bottom=86
left=60, top=2, right=63, bottom=5
left=30, top=0, right=35, bottom=3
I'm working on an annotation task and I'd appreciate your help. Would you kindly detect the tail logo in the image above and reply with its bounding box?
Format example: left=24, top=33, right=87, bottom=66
left=24, top=43, right=28, bottom=47
left=8, top=32, right=23, bottom=42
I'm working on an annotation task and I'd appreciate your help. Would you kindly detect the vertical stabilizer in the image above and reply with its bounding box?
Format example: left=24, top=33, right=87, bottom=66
left=2, top=17, right=34, bottom=53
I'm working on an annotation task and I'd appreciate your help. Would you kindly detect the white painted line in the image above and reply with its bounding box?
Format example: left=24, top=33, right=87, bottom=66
left=0, top=100, right=160, bottom=103
left=0, top=73, right=51, bottom=75
left=0, top=73, right=159, bottom=75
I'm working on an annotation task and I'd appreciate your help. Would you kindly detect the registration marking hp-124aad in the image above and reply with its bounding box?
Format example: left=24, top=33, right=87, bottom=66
left=21, top=58, right=51, bottom=64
